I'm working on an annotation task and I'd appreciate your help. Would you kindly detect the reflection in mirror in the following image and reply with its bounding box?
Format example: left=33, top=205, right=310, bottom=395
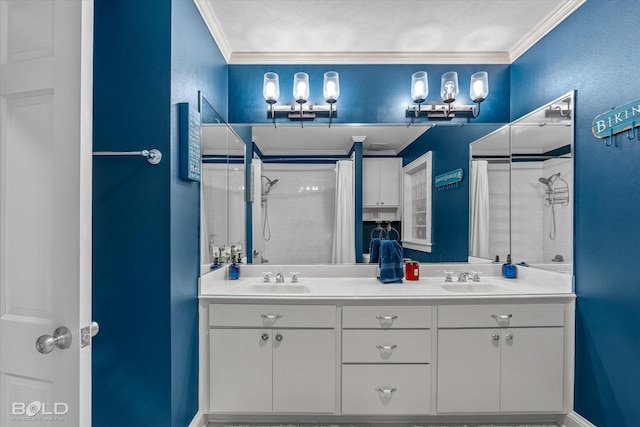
left=469, top=92, right=574, bottom=274
left=469, top=125, right=511, bottom=261
left=200, top=96, right=246, bottom=265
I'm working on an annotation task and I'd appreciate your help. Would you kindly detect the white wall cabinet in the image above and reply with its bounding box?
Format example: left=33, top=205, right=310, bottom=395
left=208, top=304, right=336, bottom=413
left=437, top=304, right=565, bottom=413
left=363, top=158, right=401, bottom=207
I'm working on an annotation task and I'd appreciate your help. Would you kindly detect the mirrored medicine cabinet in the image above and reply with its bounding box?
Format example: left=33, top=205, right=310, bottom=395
left=469, top=91, right=574, bottom=274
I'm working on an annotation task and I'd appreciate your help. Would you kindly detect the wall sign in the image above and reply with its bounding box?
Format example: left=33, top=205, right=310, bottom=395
left=179, top=103, right=201, bottom=181
left=435, top=168, right=463, bottom=190
left=592, top=98, right=640, bottom=143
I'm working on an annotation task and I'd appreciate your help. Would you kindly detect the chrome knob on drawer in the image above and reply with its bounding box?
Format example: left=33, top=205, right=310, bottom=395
left=261, top=333, right=269, bottom=341
left=376, top=315, right=398, bottom=321
left=261, top=314, right=282, bottom=320
left=375, top=344, right=397, bottom=351
left=491, top=333, right=500, bottom=341
left=491, top=314, right=512, bottom=321
left=275, top=333, right=283, bottom=342
left=375, top=387, right=397, bottom=394
left=504, top=332, right=514, bottom=340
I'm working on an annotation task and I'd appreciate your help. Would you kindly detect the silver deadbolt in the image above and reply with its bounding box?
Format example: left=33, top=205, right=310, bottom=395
left=36, top=327, right=72, bottom=354
left=81, top=321, right=100, bottom=348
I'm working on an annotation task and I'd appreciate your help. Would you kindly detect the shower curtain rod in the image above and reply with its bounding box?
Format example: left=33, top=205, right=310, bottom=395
left=262, top=157, right=350, bottom=163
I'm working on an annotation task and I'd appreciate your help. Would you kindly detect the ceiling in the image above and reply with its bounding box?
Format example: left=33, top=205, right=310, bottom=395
left=195, top=0, right=585, bottom=64
left=196, top=0, right=584, bottom=156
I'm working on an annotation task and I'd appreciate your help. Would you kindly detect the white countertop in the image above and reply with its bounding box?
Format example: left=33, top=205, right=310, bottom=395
left=199, top=263, right=574, bottom=301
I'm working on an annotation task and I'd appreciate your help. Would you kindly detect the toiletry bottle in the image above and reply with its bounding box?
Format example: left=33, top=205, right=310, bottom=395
left=228, top=256, right=240, bottom=280
left=210, top=256, right=219, bottom=271
left=502, top=254, right=517, bottom=279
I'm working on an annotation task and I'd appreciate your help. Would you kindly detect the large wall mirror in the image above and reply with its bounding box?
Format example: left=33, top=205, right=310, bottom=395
left=200, top=96, right=247, bottom=265
left=470, top=91, right=574, bottom=274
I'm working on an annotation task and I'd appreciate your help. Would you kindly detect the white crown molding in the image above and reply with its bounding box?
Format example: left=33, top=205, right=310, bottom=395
left=228, top=51, right=511, bottom=65
left=193, top=0, right=232, bottom=63
left=509, top=0, right=587, bottom=62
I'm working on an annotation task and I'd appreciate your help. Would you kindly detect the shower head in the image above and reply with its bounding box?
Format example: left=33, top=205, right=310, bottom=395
left=261, top=175, right=279, bottom=195
left=539, top=173, right=560, bottom=186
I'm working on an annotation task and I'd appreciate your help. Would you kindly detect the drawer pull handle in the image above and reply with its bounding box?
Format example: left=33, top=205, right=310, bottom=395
left=491, top=314, right=512, bottom=321
left=375, top=387, right=397, bottom=394
left=375, top=344, right=397, bottom=351
left=261, top=314, right=282, bottom=320
left=375, top=315, right=398, bottom=321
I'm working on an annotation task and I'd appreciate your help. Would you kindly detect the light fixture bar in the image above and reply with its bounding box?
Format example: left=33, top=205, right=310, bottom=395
left=267, top=102, right=338, bottom=120
left=407, top=104, right=476, bottom=118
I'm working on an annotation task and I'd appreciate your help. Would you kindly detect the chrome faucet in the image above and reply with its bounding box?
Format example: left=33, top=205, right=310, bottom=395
left=458, top=271, right=481, bottom=282
left=458, top=272, right=470, bottom=282
left=275, top=272, right=285, bottom=283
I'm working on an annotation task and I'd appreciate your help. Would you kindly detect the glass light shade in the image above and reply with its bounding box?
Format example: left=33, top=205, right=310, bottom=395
left=293, top=72, right=309, bottom=102
left=411, top=71, right=428, bottom=103
left=440, top=71, right=459, bottom=102
left=470, top=71, right=489, bottom=102
left=323, top=71, right=340, bottom=102
left=263, top=72, right=280, bottom=102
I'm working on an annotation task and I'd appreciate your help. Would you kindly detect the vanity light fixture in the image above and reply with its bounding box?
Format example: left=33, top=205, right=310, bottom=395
left=263, top=71, right=340, bottom=127
left=408, top=70, right=489, bottom=119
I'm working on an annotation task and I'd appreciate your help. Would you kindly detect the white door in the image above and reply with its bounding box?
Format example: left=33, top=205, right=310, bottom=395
left=0, top=1, right=93, bottom=426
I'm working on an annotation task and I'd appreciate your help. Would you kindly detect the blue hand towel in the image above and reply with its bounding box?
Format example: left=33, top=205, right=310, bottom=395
left=369, top=238, right=381, bottom=263
left=378, top=240, right=404, bottom=284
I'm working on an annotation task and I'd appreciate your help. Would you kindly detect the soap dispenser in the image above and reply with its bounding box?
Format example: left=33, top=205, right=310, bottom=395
left=228, top=255, right=240, bottom=280
left=502, top=254, right=517, bottom=279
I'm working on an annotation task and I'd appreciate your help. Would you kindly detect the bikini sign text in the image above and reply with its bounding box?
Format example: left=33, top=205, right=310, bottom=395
left=592, top=98, right=640, bottom=139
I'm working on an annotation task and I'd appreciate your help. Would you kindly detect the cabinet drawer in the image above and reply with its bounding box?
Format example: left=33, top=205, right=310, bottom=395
left=342, top=364, right=430, bottom=414
left=209, top=304, right=335, bottom=328
left=343, top=305, right=431, bottom=329
left=438, top=303, right=565, bottom=328
left=342, top=330, right=431, bottom=363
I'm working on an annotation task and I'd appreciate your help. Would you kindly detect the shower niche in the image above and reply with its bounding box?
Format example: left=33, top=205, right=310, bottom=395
left=469, top=91, right=574, bottom=272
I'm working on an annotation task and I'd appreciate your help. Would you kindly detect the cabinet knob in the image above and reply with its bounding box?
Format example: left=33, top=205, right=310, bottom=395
left=491, top=314, right=512, bottom=322
left=375, top=387, right=397, bottom=394
left=275, top=333, right=283, bottom=342
left=261, top=314, right=282, bottom=321
left=376, top=315, right=398, bottom=322
left=491, top=333, right=500, bottom=341
left=261, top=333, right=269, bottom=341
left=375, top=344, right=397, bottom=351
left=505, top=332, right=514, bottom=340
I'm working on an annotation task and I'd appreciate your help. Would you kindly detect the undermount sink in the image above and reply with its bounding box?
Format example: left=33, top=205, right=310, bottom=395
left=441, top=282, right=512, bottom=293
left=246, top=284, right=311, bottom=294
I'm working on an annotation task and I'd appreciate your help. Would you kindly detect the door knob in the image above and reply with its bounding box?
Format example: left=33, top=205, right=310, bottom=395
left=36, top=327, right=72, bottom=354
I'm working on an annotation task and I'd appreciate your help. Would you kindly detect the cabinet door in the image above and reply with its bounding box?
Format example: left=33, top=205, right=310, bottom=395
left=500, top=327, right=564, bottom=412
left=363, top=158, right=380, bottom=206
left=378, top=158, right=401, bottom=206
left=272, top=329, right=336, bottom=413
left=210, top=329, right=272, bottom=412
left=437, top=329, right=500, bottom=413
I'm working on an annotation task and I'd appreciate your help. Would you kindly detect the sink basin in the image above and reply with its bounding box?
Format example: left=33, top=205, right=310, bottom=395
left=441, top=282, right=512, bottom=293
left=246, top=284, right=311, bottom=294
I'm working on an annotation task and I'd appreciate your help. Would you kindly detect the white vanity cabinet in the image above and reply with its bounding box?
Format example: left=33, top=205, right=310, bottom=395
left=341, top=305, right=432, bottom=415
left=437, top=303, right=565, bottom=413
left=363, top=157, right=401, bottom=207
left=208, top=304, right=336, bottom=414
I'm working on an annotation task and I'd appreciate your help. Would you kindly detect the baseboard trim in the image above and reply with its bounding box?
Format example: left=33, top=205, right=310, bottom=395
left=188, top=410, right=206, bottom=427
left=563, top=411, right=597, bottom=427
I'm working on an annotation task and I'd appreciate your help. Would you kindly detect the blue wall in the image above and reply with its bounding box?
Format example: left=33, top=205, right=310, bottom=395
left=93, top=0, right=227, bottom=426
left=511, top=1, right=640, bottom=426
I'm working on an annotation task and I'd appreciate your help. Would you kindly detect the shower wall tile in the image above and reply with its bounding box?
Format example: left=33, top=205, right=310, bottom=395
left=543, top=159, right=573, bottom=263
left=487, top=163, right=510, bottom=260
left=511, top=163, right=544, bottom=263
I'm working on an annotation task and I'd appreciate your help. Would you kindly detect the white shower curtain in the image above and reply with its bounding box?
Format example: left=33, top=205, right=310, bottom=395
left=331, top=160, right=355, bottom=263
left=470, top=160, right=490, bottom=259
